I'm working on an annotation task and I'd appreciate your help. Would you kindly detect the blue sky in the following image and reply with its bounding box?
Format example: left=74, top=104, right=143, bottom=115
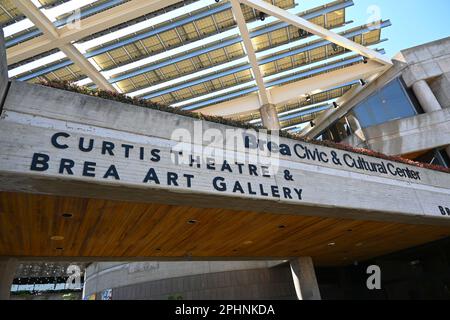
left=345, top=0, right=450, bottom=57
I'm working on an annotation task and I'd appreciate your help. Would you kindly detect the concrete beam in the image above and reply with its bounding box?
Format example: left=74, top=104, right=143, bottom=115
left=15, top=0, right=59, bottom=39
left=7, top=0, right=182, bottom=65
left=0, top=258, right=18, bottom=300
left=1, top=81, right=450, bottom=227
left=198, top=60, right=386, bottom=117
left=362, top=107, right=450, bottom=156
left=290, top=257, right=321, bottom=300
left=60, top=44, right=115, bottom=91
left=14, top=0, right=115, bottom=91
left=239, top=0, right=392, bottom=66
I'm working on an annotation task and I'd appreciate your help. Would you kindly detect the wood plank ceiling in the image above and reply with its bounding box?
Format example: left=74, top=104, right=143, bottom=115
left=1, top=191, right=450, bottom=266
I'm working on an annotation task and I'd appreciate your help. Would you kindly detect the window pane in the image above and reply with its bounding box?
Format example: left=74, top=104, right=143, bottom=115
left=353, top=78, right=417, bottom=128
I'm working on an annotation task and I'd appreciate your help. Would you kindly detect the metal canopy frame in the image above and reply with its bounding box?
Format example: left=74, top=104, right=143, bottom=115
left=8, top=0, right=181, bottom=65
left=228, top=0, right=392, bottom=114
left=4, top=0, right=391, bottom=130
left=14, top=0, right=115, bottom=91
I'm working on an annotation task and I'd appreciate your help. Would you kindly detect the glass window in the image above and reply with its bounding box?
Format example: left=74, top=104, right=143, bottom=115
left=351, top=78, right=418, bottom=128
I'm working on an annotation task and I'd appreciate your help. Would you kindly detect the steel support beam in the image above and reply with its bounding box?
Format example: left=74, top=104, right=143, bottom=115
left=184, top=53, right=382, bottom=111
left=5, top=0, right=126, bottom=48
left=7, top=0, right=183, bottom=65
left=196, top=60, right=386, bottom=117
left=230, top=0, right=270, bottom=106
left=110, top=0, right=355, bottom=85
left=14, top=0, right=115, bottom=91
left=139, top=22, right=390, bottom=100
left=238, top=0, right=392, bottom=66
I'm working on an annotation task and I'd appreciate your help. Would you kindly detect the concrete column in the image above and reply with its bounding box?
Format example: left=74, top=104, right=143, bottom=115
left=290, top=257, right=321, bottom=300
left=412, top=80, right=450, bottom=160
left=412, top=79, right=442, bottom=113
left=411, top=80, right=450, bottom=160
left=1, top=28, right=9, bottom=107
left=259, top=104, right=280, bottom=131
left=0, top=258, right=18, bottom=300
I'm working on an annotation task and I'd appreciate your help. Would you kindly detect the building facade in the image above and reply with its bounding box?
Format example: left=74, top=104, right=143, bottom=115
left=1, top=1, right=450, bottom=301
left=83, top=37, right=450, bottom=300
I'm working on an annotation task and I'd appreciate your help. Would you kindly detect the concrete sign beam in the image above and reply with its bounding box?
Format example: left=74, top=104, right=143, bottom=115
left=0, top=81, right=449, bottom=227
left=0, top=82, right=450, bottom=262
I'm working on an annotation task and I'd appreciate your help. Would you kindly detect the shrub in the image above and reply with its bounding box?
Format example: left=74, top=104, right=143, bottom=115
left=38, top=80, right=449, bottom=174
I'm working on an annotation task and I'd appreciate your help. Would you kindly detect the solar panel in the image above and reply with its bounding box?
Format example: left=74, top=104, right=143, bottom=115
left=0, top=0, right=24, bottom=27
left=2, top=0, right=390, bottom=127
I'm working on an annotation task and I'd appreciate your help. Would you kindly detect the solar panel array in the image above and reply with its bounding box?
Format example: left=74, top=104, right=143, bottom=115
left=1, top=0, right=390, bottom=131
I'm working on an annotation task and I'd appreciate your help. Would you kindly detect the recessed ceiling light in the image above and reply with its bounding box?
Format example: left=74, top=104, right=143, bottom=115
left=50, top=236, right=64, bottom=241
left=328, top=242, right=336, bottom=247
left=410, top=260, right=421, bottom=266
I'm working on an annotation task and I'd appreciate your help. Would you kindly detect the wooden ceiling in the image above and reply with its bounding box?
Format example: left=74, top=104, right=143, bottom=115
left=1, top=191, right=450, bottom=266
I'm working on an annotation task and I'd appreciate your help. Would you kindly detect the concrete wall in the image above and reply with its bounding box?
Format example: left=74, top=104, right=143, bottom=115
left=400, top=37, right=450, bottom=87
left=362, top=108, right=450, bottom=156
left=84, top=262, right=296, bottom=300
left=10, top=292, right=82, bottom=300
left=400, top=37, right=450, bottom=111
left=334, top=37, right=450, bottom=158
left=0, top=29, right=8, bottom=108
left=306, top=37, right=450, bottom=141
left=84, top=261, right=284, bottom=295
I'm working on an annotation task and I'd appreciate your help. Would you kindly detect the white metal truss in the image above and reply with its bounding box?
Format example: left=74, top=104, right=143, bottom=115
left=5, top=0, right=392, bottom=126
left=200, top=0, right=393, bottom=122
left=238, top=0, right=392, bottom=66
left=230, top=0, right=271, bottom=106
left=14, top=0, right=116, bottom=91
left=7, top=0, right=182, bottom=65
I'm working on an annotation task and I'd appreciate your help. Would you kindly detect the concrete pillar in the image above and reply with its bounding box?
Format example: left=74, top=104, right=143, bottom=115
left=259, top=104, right=280, bottom=131
left=0, top=258, right=18, bottom=300
left=411, top=80, right=450, bottom=160
left=1, top=28, right=9, bottom=107
left=412, top=79, right=442, bottom=113
left=290, top=257, right=321, bottom=300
